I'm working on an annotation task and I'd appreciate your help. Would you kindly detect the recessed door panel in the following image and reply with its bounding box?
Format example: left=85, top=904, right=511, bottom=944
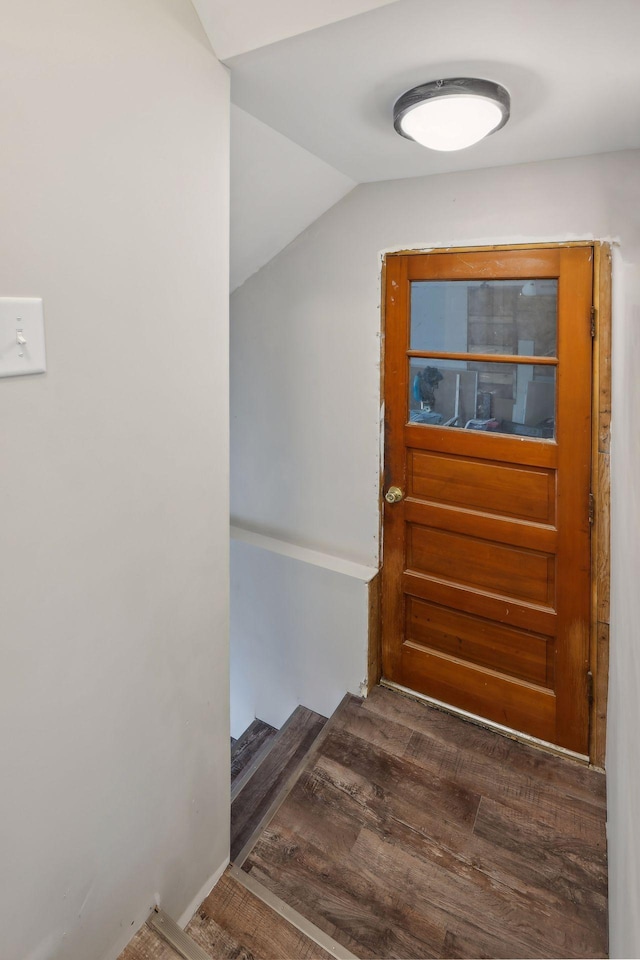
left=409, top=450, right=556, bottom=524
left=407, top=524, right=556, bottom=606
left=406, top=597, right=554, bottom=687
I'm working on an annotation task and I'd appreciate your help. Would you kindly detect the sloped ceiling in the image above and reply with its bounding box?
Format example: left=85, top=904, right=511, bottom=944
left=190, top=0, right=393, bottom=287
left=190, top=0, right=400, bottom=60
left=230, top=106, right=355, bottom=291
left=191, top=0, right=640, bottom=289
left=229, top=0, right=640, bottom=183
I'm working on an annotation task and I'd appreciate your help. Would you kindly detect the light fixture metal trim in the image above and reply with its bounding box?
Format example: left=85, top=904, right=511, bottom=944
left=394, top=77, right=510, bottom=149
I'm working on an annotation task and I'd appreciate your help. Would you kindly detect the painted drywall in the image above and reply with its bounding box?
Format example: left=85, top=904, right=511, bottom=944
left=607, top=248, right=640, bottom=958
left=230, top=148, right=640, bottom=956
left=227, top=0, right=640, bottom=183
left=230, top=106, right=355, bottom=291
left=191, top=0, right=399, bottom=60
left=0, top=3, right=230, bottom=959
left=230, top=528, right=375, bottom=738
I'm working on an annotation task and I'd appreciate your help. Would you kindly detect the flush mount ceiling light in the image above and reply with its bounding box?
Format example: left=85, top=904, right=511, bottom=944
left=394, top=78, right=510, bottom=152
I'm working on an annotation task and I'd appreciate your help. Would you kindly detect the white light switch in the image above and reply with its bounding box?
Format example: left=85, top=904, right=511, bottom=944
left=0, top=298, right=46, bottom=378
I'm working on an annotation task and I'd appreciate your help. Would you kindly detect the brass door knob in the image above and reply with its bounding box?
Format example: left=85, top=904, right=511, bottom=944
left=385, top=486, right=404, bottom=504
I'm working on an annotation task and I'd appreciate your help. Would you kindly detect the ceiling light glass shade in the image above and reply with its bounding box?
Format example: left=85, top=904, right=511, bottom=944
left=394, top=78, right=510, bottom=152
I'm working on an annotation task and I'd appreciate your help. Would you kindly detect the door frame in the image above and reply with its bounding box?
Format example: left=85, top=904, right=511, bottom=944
left=369, top=241, right=611, bottom=768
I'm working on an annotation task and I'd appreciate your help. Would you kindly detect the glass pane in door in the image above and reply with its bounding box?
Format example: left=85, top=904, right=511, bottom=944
left=408, top=358, right=556, bottom=439
left=410, top=279, right=558, bottom=358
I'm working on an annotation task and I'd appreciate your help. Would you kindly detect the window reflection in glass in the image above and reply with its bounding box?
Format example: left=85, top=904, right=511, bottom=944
left=409, top=359, right=556, bottom=439
left=410, top=279, right=558, bottom=358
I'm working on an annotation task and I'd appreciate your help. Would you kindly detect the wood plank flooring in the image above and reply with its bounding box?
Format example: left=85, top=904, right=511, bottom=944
left=119, top=922, right=182, bottom=960
left=119, top=868, right=336, bottom=960
left=231, top=719, right=277, bottom=792
left=187, top=868, right=334, bottom=959
left=231, top=705, right=327, bottom=862
left=241, top=685, right=608, bottom=959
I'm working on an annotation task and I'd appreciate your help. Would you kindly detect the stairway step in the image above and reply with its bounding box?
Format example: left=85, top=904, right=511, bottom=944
left=118, top=919, right=183, bottom=960
left=231, top=719, right=277, bottom=797
left=186, top=866, right=333, bottom=959
left=231, top=705, right=327, bottom=862
left=186, top=909, right=256, bottom=959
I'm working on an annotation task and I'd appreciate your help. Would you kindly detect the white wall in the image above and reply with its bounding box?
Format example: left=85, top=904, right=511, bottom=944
left=0, top=3, right=230, bottom=959
left=230, top=148, right=640, bottom=957
left=230, top=529, right=374, bottom=738
left=607, top=247, right=640, bottom=957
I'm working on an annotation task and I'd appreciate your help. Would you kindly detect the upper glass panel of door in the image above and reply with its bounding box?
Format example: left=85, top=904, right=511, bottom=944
left=411, top=279, right=557, bottom=356
left=409, top=279, right=558, bottom=439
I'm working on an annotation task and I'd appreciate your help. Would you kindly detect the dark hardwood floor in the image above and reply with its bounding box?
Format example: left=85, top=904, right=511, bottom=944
left=241, top=685, right=608, bottom=959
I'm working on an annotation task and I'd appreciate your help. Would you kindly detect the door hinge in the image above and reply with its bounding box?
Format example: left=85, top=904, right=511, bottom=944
left=587, top=669, right=594, bottom=705
left=588, top=492, right=595, bottom=524
left=590, top=305, right=597, bottom=337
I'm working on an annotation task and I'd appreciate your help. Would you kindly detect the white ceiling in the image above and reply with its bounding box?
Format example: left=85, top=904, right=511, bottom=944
left=190, top=0, right=399, bottom=60
left=190, top=0, right=640, bottom=289
left=191, top=0, right=396, bottom=288
left=230, top=106, right=355, bottom=290
left=227, top=0, right=640, bottom=183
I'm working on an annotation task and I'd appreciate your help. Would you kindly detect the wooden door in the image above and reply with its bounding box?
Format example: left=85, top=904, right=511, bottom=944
left=382, top=246, right=593, bottom=754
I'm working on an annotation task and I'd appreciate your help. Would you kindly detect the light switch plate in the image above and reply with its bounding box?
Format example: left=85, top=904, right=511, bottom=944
left=0, top=297, right=46, bottom=378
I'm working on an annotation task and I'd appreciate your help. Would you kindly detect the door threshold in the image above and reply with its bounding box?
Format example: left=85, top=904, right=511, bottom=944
left=379, top=679, right=594, bottom=767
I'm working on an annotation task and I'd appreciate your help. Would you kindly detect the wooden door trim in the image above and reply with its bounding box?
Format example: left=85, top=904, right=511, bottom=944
left=372, top=241, right=612, bottom=768
left=590, top=242, right=611, bottom=769
left=386, top=240, right=600, bottom=257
